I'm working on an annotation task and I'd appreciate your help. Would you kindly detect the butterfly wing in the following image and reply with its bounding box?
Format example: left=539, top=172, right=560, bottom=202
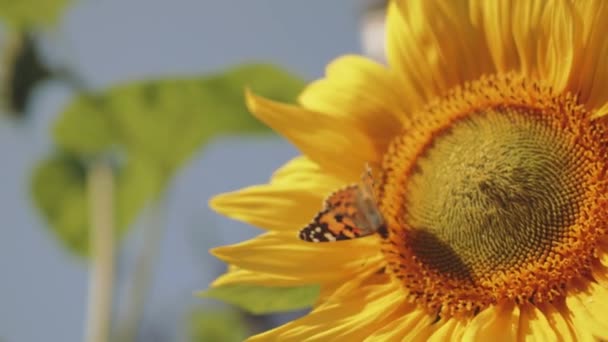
left=298, top=166, right=386, bottom=243
left=298, top=185, right=368, bottom=242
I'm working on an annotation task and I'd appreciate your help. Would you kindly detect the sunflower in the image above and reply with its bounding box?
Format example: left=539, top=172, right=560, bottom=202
left=209, top=0, right=608, bottom=340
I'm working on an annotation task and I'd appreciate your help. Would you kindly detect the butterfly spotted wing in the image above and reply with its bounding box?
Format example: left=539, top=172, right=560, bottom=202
left=298, top=166, right=385, bottom=242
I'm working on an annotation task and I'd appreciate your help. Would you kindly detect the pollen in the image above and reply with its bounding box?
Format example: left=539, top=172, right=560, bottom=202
left=378, top=74, right=608, bottom=318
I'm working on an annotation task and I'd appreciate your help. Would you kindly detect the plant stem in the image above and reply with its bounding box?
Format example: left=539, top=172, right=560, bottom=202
left=115, top=195, right=166, bottom=342
left=85, top=161, right=115, bottom=342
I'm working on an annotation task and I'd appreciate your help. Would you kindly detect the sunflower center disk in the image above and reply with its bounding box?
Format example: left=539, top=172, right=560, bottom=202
left=407, top=109, right=582, bottom=280
left=379, top=75, right=608, bottom=317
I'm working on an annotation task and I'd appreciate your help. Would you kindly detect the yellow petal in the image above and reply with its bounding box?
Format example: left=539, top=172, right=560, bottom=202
left=536, top=302, right=581, bottom=342
left=315, top=271, right=392, bottom=309
left=591, top=264, right=608, bottom=289
left=211, top=265, right=302, bottom=288
left=566, top=0, right=608, bottom=117
left=210, top=156, right=344, bottom=231
left=516, top=304, right=558, bottom=342
left=246, top=90, right=377, bottom=181
left=469, top=1, right=519, bottom=73
left=211, top=265, right=386, bottom=315
left=599, top=249, right=608, bottom=268
left=462, top=302, right=520, bottom=341
left=388, top=0, right=606, bottom=117
left=214, top=263, right=392, bottom=314
left=270, top=156, right=342, bottom=188
left=386, top=0, right=494, bottom=105
left=248, top=283, right=406, bottom=342
left=210, top=184, right=324, bottom=231
left=299, top=55, right=406, bottom=157
left=536, top=0, right=579, bottom=93
left=210, top=232, right=382, bottom=283
left=510, top=1, right=547, bottom=78
left=427, top=318, right=468, bottom=342
left=365, top=307, right=434, bottom=342
left=471, top=0, right=578, bottom=91
left=592, top=101, right=608, bottom=119
left=565, top=282, right=608, bottom=340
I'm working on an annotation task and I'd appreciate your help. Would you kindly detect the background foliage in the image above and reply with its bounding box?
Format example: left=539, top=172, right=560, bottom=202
left=0, top=0, right=355, bottom=340
left=32, top=64, right=305, bottom=256
left=0, top=0, right=71, bottom=27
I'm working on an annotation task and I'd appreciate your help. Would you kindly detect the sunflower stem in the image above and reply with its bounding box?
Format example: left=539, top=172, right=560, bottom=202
left=85, top=161, right=115, bottom=342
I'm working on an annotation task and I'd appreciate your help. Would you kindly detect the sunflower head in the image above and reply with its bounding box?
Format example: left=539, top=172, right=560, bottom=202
left=210, top=1, right=608, bottom=340
left=380, top=73, right=608, bottom=319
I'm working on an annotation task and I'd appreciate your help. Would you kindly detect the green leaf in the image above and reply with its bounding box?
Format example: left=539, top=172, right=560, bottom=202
left=30, top=153, right=165, bottom=257
left=189, top=309, right=248, bottom=342
left=34, top=63, right=305, bottom=257
left=1, top=32, right=52, bottom=116
left=30, top=154, right=90, bottom=256
left=200, top=284, right=320, bottom=315
left=54, top=63, right=305, bottom=171
left=53, top=95, right=116, bottom=156
left=114, top=156, right=163, bottom=228
left=0, top=0, right=71, bottom=28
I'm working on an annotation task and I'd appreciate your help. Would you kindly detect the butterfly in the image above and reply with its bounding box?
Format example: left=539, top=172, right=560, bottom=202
left=298, top=165, right=386, bottom=242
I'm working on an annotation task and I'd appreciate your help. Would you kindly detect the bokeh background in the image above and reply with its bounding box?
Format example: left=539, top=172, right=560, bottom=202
left=0, top=1, right=385, bottom=341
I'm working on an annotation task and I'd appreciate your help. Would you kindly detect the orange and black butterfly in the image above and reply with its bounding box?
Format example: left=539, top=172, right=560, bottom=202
left=298, top=166, right=386, bottom=242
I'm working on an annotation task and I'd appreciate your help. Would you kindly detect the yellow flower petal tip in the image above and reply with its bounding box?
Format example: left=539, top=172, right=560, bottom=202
left=208, top=245, right=241, bottom=265
left=208, top=192, right=252, bottom=223
left=208, top=193, right=231, bottom=213
left=244, top=87, right=264, bottom=117
left=209, top=1, right=608, bottom=340
left=208, top=246, right=225, bottom=259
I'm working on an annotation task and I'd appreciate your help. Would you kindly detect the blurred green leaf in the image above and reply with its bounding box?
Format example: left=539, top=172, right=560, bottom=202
left=34, top=63, right=305, bottom=257
left=200, top=284, right=319, bottom=315
left=189, top=309, right=247, bottom=342
left=1, top=32, right=52, bottom=116
left=0, top=0, right=71, bottom=28
left=31, top=154, right=89, bottom=256
left=114, top=156, right=163, bottom=228
left=52, top=96, right=116, bottom=155
left=54, top=63, right=305, bottom=169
